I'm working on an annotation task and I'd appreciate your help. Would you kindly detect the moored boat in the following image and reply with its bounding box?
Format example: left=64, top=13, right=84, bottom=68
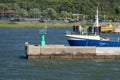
left=65, top=7, right=120, bottom=47
left=101, top=23, right=115, bottom=33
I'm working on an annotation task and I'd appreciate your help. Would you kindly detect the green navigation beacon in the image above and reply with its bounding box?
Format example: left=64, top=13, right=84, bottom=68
left=40, top=27, right=47, bottom=46
left=40, top=32, right=45, bottom=46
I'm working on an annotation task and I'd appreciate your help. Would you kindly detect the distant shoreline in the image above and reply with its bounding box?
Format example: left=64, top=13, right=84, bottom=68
left=0, top=22, right=71, bottom=28
left=0, top=22, right=92, bottom=28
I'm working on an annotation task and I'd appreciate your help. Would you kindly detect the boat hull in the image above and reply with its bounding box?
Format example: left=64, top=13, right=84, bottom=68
left=67, top=38, right=120, bottom=47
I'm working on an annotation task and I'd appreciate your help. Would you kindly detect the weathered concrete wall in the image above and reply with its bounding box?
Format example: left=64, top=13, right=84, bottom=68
left=26, top=44, right=96, bottom=55
left=25, top=42, right=120, bottom=59
left=96, top=47, right=120, bottom=55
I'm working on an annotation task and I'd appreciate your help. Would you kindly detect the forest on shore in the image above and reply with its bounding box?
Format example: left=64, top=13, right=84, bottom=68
left=0, top=0, right=120, bottom=20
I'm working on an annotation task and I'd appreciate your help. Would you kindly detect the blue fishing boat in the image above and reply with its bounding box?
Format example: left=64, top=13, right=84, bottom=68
left=66, top=7, right=120, bottom=47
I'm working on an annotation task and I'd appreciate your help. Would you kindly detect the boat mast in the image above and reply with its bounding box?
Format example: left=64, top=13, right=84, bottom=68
left=94, top=7, right=99, bottom=35
left=96, top=7, right=99, bottom=27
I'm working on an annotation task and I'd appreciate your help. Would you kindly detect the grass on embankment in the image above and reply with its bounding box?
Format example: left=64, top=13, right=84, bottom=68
left=0, top=22, right=72, bottom=28
left=0, top=21, right=93, bottom=28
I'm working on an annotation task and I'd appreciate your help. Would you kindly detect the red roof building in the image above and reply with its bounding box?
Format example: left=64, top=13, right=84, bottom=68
left=0, top=10, right=15, bottom=19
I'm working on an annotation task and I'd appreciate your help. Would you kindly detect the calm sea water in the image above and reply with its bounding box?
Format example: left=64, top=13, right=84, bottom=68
left=0, top=28, right=120, bottom=80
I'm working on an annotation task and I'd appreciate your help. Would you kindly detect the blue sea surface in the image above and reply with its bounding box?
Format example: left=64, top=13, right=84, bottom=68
left=0, top=28, right=120, bottom=80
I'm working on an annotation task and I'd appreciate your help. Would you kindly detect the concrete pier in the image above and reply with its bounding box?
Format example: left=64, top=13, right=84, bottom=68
left=25, top=42, right=120, bottom=59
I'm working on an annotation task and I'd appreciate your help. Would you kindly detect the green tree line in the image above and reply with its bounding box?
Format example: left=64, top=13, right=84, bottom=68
left=0, top=0, right=120, bottom=20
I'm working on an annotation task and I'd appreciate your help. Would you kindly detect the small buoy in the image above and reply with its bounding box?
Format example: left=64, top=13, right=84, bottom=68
left=106, top=38, right=110, bottom=41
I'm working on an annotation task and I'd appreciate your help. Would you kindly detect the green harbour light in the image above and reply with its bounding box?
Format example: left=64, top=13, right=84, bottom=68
left=40, top=31, right=46, bottom=46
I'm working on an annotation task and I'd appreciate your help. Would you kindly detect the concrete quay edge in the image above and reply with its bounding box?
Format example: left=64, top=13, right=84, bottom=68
left=25, top=42, right=120, bottom=59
